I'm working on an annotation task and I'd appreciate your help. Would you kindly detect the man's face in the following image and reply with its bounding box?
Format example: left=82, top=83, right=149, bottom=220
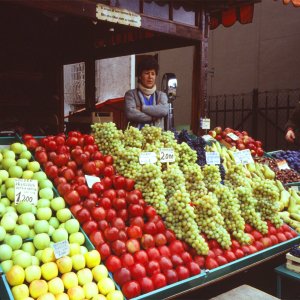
left=140, top=69, right=156, bottom=89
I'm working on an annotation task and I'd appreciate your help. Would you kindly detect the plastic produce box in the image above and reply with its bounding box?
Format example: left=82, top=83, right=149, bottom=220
left=0, top=274, right=13, bottom=300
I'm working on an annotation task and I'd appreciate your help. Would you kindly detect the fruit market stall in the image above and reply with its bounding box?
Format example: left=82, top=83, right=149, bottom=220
left=0, top=126, right=300, bottom=299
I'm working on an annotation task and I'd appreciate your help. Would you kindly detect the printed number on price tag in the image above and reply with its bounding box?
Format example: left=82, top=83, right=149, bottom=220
left=160, top=148, right=175, bottom=163
left=139, top=152, right=157, bottom=164
left=205, top=152, right=220, bottom=165
left=14, top=179, right=38, bottom=205
left=52, top=240, right=70, bottom=259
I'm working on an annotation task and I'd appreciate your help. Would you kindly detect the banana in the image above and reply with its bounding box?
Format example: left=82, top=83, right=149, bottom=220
left=291, top=189, right=300, bottom=205
left=290, top=213, right=300, bottom=222
left=276, top=180, right=285, bottom=192
left=280, top=189, right=291, bottom=210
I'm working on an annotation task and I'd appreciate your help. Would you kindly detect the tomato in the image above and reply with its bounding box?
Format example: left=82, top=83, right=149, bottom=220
left=164, top=269, right=178, bottom=284
left=146, top=247, right=160, bottom=261
left=35, top=151, right=48, bottom=164
left=82, top=220, right=98, bottom=235
left=45, top=165, right=59, bottom=180
left=181, top=251, right=192, bottom=264
left=121, top=253, right=135, bottom=268
left=118, top=230, right=128, bottom=241
left=105, top=255, right=122, bottom=273
left=126, top=193, right=139, bottom=205
left=122, top=280, right=141, bottom=299
left=205, top=257, right=219, bottom=270
left=82, top=199, right=96, bottom=211
left=130, top=263, right=146, bottom=280
left=111, top=217, right=126, bottom=230
left=102, top=176, right=113, bottom=190
left=144, top=206, right=156, bottom=219
left=154, top=233, right=167, bottom=247
left=106, top=208, right=117, bottom=222
left=112, top=197, right=127, bottom=210
left=111, top=239, right=126, bottom=256
left=159, top=257, right=173, bottom=271
left=138, top=277, right=154, bottom=293
left=24, top=138, right=39, bottom=151
left=216, top=255, right=228, bottom=266
left=230, top=239, right=241, bottom=249
left=62, top=168, right=76, bottom=182
left=76, top=208, right=91, bottom=224
left=169, top=240, right=184, bottom=255
left=69, top=204, right=82, bottom=217
left=76, top=185, right=89, bottom=198
left=151, top=273, right=167, bottom=289
left=244, top=223, right=253, bottom=233
left=64, top=190, right=81, bottom=206
left=146, top=260, right=161, bottom=276
left=116, top=189, right=127, bottom=198
left=134, top=250, right=149, bottom=265
left=224, top=250, right=236, bottom=262
left=98, top=220, right=109, bottom=231
left=127, top=225, right=143, bottom=239
left=22, top=133, right=33, bottom=141
left=103, top=189, right=117, bottom=201
left=113, top=176, right=126, bottom=189
left=158, top=245, right=171, bottom=257
left=129, top=216, right=144, bottom=229
left=104, top=165, right=115, bottom=177
left=124, top=178, right=135, bottom=191
left=128, top=204, right=144, bottom=217
left=103, top=155, right=114, bottom=165
left=165, top=229, right=176, bottom=243
left=89, top=230, right=105, bottom=247
left=117, top=209, right=129, bottom=222
left=186, top=261, right=201, bottom=275
left=194, top=255, right=205, bottom=268
left=114, top=267, right=131, bottom=287
left=171, top=254, right=183, bottom=267
left=66, top=136, right=78, bottom=148
left=104, top=227, right=119, bottom=242
left=234, top=248, right=245, bottom=259
left=141, top=234, right=155, bottom=250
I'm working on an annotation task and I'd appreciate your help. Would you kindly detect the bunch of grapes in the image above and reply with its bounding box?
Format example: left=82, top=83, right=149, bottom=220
left=252, top=180, right=283, bottom=228
left=224, top=165, right=251, bottom=189
left=165, top=189, right=209, bottom=255
left=91, top=122, right=123, bottom=157
left=141, top=125, right=162, bottom=144
left=122, top=126, right=144, bottom=148
left=202, top=165, right=222, bottom=192
left=235, top=186, right=268, bottom=234
left=176, top=142, right=198, bottom=169
left=214, top=184, right=251, bottom=245
left=181, top=164, right=207, bottom=203
left=194, top=193, right=231, bottom=249
left=114, top=147, right=142, bottom=180
left=162, top=164, right=186, bottom=199
left=135, top=164, right=168, bottom=217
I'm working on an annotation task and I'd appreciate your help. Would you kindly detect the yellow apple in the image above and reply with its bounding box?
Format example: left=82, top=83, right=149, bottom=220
left=29, top=279, right=48, bottom=298
left=61, top=272, right=78, bottom=289
left=91, top=295, right=106, bottom=300
left=84, top=250, right=101, bottom=268
left=69, top=243, right=81, bottom=256
left=67, top=285, right=85, bottom=300
left=37, top=293, right=56, bottom=300
left=41, top=247, right=55, bottom=263
left=12, top=284, right=29, bottom=300
left=6, top=265, right=25, bottom=286
left=25, top=265, right=41, bottom=283
left=92, top=265, right=108, bottom=282
left=48, top=277, right=64, bottom=295
left=107, top=290, right=124, bottom=300
left=77, top=268, right=93, bottom=286
left=41, top=262, right=58, bottom=281
left=83, top=281, right=98, bottom=299
left=55, top=293, right=69, bottom=300
left=71, top=254, right=85, bottom=271
left=97, top=278, right=115, bottom=295
left=80, top=245, right=88, bottom=255
left=56, top=256, right=73, bottom=274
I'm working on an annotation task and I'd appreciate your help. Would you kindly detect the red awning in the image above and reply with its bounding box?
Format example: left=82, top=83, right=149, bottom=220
left=210, top=4, right=254, bottom=30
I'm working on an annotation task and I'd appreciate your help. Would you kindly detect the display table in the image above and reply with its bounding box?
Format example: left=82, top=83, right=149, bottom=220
left=275, top=264, right=300, bottom=298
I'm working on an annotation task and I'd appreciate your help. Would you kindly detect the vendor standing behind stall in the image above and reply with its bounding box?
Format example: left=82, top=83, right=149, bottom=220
left=124, top=56, right=169, bottom=129
left=285, top=102, right=300, bottom=144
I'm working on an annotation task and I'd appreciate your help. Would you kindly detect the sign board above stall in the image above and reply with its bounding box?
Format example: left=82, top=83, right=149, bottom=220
left=96, top=4, right=141, bottom=27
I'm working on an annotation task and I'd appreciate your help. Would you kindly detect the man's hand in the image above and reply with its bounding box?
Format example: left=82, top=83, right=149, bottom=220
left=286, top=129, right=295, bottom=142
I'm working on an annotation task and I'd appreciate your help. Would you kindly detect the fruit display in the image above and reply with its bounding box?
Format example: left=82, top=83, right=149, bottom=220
left=208, top=126, right=264, bottom=157
left=255, top=156, right=300, bottom=184
left=270, top=150, right=300, bottom=173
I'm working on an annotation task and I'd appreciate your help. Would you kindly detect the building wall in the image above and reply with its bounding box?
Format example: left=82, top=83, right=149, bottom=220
left=208, top=0, right=300, bottom=95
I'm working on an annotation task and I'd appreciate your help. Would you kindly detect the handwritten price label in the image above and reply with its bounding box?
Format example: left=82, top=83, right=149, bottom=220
left=139, top=152, right=157, bottom=165
left=233, top=150, right=254, bottom=165
left=200, top=118, right=211, bottom=130
left=14, top=179, right=38, bottom=205
left=160, top=148, right=175, bottom=163
left=205, top=152, right=221, bottom=165
left=277, top=160, right=290, bottom=170
left=52, top=240, right=70, bottom=259
left=85, top=175, right=101, bottom=189
left=227, top=132, right=239, bottom=141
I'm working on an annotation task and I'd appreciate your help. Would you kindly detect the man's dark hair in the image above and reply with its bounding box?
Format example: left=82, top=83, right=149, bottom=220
left=137, top=56, right=159, bottom=77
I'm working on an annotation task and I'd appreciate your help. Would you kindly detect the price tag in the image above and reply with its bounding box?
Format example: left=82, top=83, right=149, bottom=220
left=160, top=148, right=175, bottom=163
left=227, top=132, right=239, bottom=141
left=139, top=152, right=157, bottom=165
left=233, top=152, right=242, bottom=165
left=202, top=135, right=215, bottom=142
left=277, top=160, right=290, bottom=170
left=52, top=240, right=70, bottom=259
left=239, top=149, right=254, bottom=164
left=205, top=152, right=220, bottom=165
left=200, top=118, right=211, bottom=130
left=14, top=179, right=38, bottom=205
left=85, top=175, right=101, bottom=188
left=290, top=186, right=299, bottom=191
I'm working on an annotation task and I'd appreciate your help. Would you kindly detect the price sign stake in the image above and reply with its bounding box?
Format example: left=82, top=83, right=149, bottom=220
left=160, top=148, right=175, bottom=163
left=14, top=179, right=38, bottom=205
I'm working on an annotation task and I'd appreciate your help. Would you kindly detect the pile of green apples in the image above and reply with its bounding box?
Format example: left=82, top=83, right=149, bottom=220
left=0, top=142, right=122, bottom=299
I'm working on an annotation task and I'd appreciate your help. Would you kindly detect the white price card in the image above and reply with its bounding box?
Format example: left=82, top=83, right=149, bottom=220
left=139, top=152, right=157, bottom=165
left=277, top=160, right=290, bottom=170
left=85, top=175, right=101, bottom=188
left=290, top=186, right=299, bottom=192
left=227, top=132, right=239, bottom=141
left=233, top=152, right=242, bottom=165
left=52, top=240, right=70, bottom=259
left=205, top=152, right=221, bottom=165
left=239, top=149, right=254, bottom=165
left=160, top=148, right=175, bottom=163
left=14, top=179, right=38, bottom=205
left=200, top=118, right=211, bottom=130
left=202, top=135, right=215, bottom=142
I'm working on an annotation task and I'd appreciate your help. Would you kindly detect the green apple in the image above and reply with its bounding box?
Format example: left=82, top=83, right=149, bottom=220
left=52, top=228, right=68, bottom=243
left=97, top=278, right=115, bottom=295
left=16, top=201, right=33, bottom=214
left=0, top=169, right=9, bottom=181
left=1, top=215, right=16, bottom=231
left=80, top=246, right=88, bottom=255
left=56, top=208, right=71, bottom=223
left=34, top=220, right=50, bottom=234
left=1, top=184, right=6, bottom=196
left=85, top=250, right=101, bottom=268
left=71, top=253, right=86, bottom=271
left=7, top=234, right=23, bottom=250
left=33, top=233, right=51, bottom=250
left=17, top=158, right=29, bottom=170
left=3, top=150, right=16, bottom=159
left=18, top=212, right=36, bottom=227
left=0, top=202, right=6, bottom=217
left=41, top=262, right=58, bottom=281
left=22, top=242, right=36, bottom=256
left=48, top=277, right=64, bottom=295
left=36, top=207, right=52, bottom=220
left=2, top=158, right=16, bottom=170
left=5, top=177, right=15, bottom=188
left=27, top=161, right=40, bottom=172
left=0, top=244, right=13, bottom=261
left=107, top=290, right=123, bottom=300
left=83, top=281, right=99, bottom=299
left=39, top=179, right=53, bottom=189
left=48, top=225, right=55, bottom=236
left=49, top=217, right=59, bottom=229
left=28, top=228, right=35, bottom=238
left=56, top=256, right=72, bottom=274
left=6, top=187, right=15, bottom=201
left=77, top=268, right=93, bottom=285
left=65, top=219, right=80, bottom=234
left=61, top=272, right=78, bottom=289
left=13, top=251, right=32, bottom=268
left=69, top=243, right=81, bottom=256
left=37, top=198, right=51, bottom=208
left=11, top=249, right=22, bottom=260
left=20, top=150, right=32, bottom=160
left=35, top=250, right=43, bottom=262
left=25, top=265, right=42, bottom=283
left=9, top=165, right=23, bottom=178
left=50, top=197, right=65, bottom=211
left=10, top=143, right=24, bottom=154
left=39, top=187, right=54, bottom=200
left=6, top=210, right=18, bottom=221
left=22, top=170, right=34, bottom=179
left=0, top=225, right=6, bottom=241
left=1, top=197, right=10, bottom=206
left=92, top=264, right=108, bottom=282
left=58, top=223, right=65, bottom=229
left=69, top=232, right=85, bottom=245
left=31, top=256, right=40, bottom=266
left=32, top=171, right=47, bottom=181
left=14, top=224, right=30, bottom=239
left=1, top=259, right=13, bottom=273
left=41, top=247, right=55, bottom=263
left=12, top=283, right=29, bottom=300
